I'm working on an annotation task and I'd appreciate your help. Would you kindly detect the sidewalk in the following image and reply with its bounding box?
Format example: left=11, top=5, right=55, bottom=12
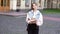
left=0, top=11, right=27, bottom=16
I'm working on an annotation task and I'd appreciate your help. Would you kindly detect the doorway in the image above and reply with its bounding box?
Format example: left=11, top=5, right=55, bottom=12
left=0, top=0, right=10, bottom=12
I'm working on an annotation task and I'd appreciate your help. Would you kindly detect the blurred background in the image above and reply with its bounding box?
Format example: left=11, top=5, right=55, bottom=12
left=0, top=0, right=60, bottom=34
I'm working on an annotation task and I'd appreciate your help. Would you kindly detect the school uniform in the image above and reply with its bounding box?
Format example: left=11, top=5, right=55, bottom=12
left=26, top=10, right=43, bottom=34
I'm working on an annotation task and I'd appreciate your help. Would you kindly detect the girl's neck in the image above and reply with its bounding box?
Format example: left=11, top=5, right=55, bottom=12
left=33, top=9, right=37, bottom=12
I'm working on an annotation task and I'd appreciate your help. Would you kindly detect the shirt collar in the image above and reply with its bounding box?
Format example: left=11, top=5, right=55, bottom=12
left=31, top=10, right=38, bottom=13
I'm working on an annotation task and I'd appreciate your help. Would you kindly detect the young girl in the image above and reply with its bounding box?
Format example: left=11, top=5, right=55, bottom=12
left=26, top=3, right=43, bottom=34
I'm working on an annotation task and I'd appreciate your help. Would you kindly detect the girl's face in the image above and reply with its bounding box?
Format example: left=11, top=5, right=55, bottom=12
left=32, top=4, right=37, bottom=10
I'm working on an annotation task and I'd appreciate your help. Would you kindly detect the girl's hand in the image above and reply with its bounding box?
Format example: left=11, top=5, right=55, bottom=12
left=29, top=18, right=37, bottom=24
left=31, top=18, right=36, bottom=21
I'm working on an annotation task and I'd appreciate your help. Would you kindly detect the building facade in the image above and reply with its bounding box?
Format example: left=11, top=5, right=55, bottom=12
left=0, top=0, right=60, bottom=12
left=44, top=0, right=60, bottom=9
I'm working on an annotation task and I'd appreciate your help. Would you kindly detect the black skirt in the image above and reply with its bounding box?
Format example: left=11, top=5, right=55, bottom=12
left=27, top=24, right=39, bottom=31
left=27, top=24, right=39, bottom=34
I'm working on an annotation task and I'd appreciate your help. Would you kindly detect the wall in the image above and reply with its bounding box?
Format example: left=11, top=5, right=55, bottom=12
left=10, top=0, right=17, bottom=10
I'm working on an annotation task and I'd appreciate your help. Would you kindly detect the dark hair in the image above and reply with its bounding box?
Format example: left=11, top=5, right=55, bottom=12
left=31, top=3, right=38, bottom=10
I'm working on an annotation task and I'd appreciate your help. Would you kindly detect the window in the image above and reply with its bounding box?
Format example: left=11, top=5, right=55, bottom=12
left=3, top=0, right=6, bottom=6
left=39, top=0, right=41, bottom=7
left=44, top=0, right=46, bottom=7
left=7, top=0, right=10, bottom=6
left=1, top=0, right=3, bottom=6
left=59, top=4, right=60, bottom=8
left=25, top=0, right=30, bottom=7
left=59, top=0, right=60, bottom=5
left=17, top=0, right=21, bottom=6
left=31, top=0, right=37, bottom=3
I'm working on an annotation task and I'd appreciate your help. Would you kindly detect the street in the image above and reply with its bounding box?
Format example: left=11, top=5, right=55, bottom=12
left=0, top=13, right=60, bottom=34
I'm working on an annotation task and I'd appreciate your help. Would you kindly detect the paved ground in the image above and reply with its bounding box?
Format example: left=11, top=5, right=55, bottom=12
left=0, top=11, right=26, bottom=16
left=0, top=11, right=60, bottom=34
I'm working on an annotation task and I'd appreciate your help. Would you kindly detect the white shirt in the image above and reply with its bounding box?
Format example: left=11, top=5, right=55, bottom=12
left=26, top=10, right=43, bottom=26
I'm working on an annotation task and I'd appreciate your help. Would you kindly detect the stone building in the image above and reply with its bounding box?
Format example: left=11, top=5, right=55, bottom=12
left=0, top=0, right=60, bottom=12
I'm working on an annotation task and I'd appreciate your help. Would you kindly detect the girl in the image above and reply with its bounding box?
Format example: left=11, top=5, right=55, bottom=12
left=26, top=3, right=43, bottom=34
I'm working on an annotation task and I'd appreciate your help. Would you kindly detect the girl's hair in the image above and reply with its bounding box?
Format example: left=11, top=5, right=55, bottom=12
left=31, top=3, right=38, bottom=10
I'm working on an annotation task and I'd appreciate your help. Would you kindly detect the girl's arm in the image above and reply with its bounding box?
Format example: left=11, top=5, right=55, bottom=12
left=26, top=13, right=37, bottom=24
left=26, top=13, right=31, bottom=24
left=36, top=12, right=43, bottom=26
